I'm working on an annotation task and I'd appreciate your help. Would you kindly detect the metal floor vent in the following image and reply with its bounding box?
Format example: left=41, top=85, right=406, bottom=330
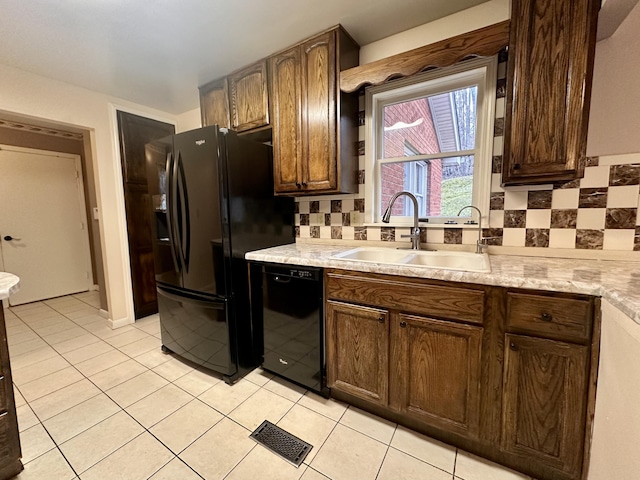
left=250, top=420, right=312, bottom=467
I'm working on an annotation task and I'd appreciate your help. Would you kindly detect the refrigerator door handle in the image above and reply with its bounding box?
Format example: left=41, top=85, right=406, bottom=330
left=176, top=152, right=191, bottom=272
left=165, top=152, right=182, bottom=273
left=157, top=286, right=226, bottom=310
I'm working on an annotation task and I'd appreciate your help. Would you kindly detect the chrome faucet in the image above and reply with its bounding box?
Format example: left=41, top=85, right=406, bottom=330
left=382, top=191, right=421, bottom=250
left=457, top=205, right=487, bottom=254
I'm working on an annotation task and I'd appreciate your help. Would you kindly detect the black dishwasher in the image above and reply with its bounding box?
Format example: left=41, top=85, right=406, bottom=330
left=259, top=263, right=326, bottom=396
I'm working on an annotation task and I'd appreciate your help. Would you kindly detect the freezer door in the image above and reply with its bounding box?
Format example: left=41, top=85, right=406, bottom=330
left=157, top=285, right=234, bottom=377
left=172, top=126, right=228, bottom=296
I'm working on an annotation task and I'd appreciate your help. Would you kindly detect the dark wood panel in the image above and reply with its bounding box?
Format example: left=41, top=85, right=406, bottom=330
left=340, top=21, right=510, bottom=93
left=229, top=61, right=269, bottom=132
left=199, top=78, right=231, bottom=128
left=326, top=270, right=485, bottom=324
left=117, top=111, right=174, bottom=319
left=502, top=334, right=588, bottom=478
left=506, top=291, right=593, bottom=343
left=391, top=313, right=483, bottom=438
left=326, top=300, right=389, bottom=405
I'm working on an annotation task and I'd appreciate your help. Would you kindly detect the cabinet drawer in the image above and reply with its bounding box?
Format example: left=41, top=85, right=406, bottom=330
left=326, top=271, right=485, bottom=325
left=506, top=292, right=592, bottom=342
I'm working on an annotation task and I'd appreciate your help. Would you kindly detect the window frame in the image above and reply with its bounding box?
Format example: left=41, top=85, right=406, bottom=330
left=364, top=56, right=498, bottom=226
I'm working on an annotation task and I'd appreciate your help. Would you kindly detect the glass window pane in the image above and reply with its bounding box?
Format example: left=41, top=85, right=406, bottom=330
left=380, top=156, right=474, bottom=218
left=382, top=86, right=477, bottom=158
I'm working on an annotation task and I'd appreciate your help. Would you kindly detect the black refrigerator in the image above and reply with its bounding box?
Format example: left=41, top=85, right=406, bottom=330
left=145, top=126, right=294, bottom=384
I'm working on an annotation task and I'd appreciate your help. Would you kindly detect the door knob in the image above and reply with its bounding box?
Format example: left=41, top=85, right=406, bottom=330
left=3, top=235, right=14, bottom=241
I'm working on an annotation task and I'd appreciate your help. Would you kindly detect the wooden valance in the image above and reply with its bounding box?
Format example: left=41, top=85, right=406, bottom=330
left=339, top=20, right=510, bottom=93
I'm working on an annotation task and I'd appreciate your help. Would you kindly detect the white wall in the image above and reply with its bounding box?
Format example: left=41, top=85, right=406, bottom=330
left=0, top=63, right=177, bottom=326
left=588, top=300, right=640, bottom=478
left=360, top=0, right=510, bottom=64
left=176, top=108, right=202, bottom=133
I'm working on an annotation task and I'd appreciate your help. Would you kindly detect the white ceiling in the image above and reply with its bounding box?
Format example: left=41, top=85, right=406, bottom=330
left=0, top=0, right=489, bottom=114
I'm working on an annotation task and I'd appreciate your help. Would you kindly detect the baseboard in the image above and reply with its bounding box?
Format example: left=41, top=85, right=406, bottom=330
left=108, top=316, right=134, bottom=329
left=99, top=309, right=109, bottom=319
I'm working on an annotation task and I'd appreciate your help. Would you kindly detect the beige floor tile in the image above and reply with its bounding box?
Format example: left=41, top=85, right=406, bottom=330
left=8, top=338, right=49, bottom=357
left=69, top=313, right=104, bottom=326
left=118, top=335, right=161, bottom=357
left=14, top=388, right=26, bottom=408
left=20, top=423, right=56, bottom=463
left=89, top=358, right=148, bottom=391
left=16, top=448, right=75, bottom=480
left=16, top=404, right=40, bottom=432
left=391, top=425, right=457, bottom=473
left=151, top=356, right=194, bottom=381
left=10, top=346, right=59, bottom=370
left=227, top=444, right=307, bottom=480
left=105, top=370, right=168, bottom=407
left=310, top=424, right=388, bottom=480
left=32, top=320, right=77, bottom=337
left=136, top=321, right=161, bottom=336
left=64, top=308, right=101, bottom=320
left=198, top=378, right=260, bottom=415
left=29, top=379, right=101, bottom=421
left=148, top=457, right=201, bottom=480
left=173, top=368, right=222, bottom=396
left=179, top=417, right=254, bottom=479
left=229, top=388, right=294, bottom=431
left=133, top=348, right=172, bottom=369
left=277, top=404, right=337, bottom=464
left=87, top=323, right=136, bottom=340
left=6, top=323, right=30, bottom=335
left=51, top=333, right=100, bottom=354
left=455, top=451, right=531, bottom=480
left=125, top=383, right=193, bottom=428
left=104, top=328, right=150, bottom=348
left=41, top=326, right=87, bottom=346
left=340, top=406, right=397, bottom=444
left=62, top=340, right=114, bottom=365
left=19, top=367, right=85, bottom=401
left=379, top=447, right=453, bottom=480
left=297, top=391, right=348, bottom=421
left=263, top=376, right=307, bottom=402
left=12, top=355, right=71, bottom=386
left=244, top=367, right=274, bottom=386
left=43, top=394, right=121, bottom=444
left=81, top=432, right=174, bottom=480
left=7, top=330, right=40, bottom=347
left=300, top=468, right=331, bottom=479
left=59, top=410, right=144, bottom=474
left=150, top=398, right=223, bottom=454
left=74, top=349, right=128, bottom=377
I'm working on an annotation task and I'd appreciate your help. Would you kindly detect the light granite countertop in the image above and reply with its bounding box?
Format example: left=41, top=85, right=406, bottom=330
left=0, top=272, right=20, bottom=301
left=246, top=243, right=640, bottom=325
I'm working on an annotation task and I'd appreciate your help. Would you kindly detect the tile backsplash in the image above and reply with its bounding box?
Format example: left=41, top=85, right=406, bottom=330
left=294, top=53, right=640, bottom=253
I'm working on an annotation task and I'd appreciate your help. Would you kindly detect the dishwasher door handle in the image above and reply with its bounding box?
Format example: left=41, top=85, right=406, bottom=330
left=272, top=275, right=292, bottom=284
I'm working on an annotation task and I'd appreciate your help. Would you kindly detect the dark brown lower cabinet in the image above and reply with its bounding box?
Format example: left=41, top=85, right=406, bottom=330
left=502, top=334, right=589, bottom=477
left=0, top=302, right=22, bottom=479
left=325, top=269, right=598, bottom=480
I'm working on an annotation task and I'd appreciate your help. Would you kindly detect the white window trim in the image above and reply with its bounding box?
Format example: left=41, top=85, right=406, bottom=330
left=364, top=56, right=498, bottom=227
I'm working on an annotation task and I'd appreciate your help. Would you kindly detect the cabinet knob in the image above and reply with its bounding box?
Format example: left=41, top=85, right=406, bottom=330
left=377, top=317, right=384, bottom=323
left=302, top=182, right=308, bottom=188
left=399, top=321, right=407, bottom=328
left=513, top=163, right=521, bottom=170
left=295, top=182, right=301, bottom=189
left=540, top=312, right=553, bottom=322
left=509, top=342, right=519, bottom=351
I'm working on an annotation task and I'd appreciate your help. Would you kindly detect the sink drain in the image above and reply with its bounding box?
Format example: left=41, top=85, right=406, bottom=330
left=250, top=420, right=312, bottom=467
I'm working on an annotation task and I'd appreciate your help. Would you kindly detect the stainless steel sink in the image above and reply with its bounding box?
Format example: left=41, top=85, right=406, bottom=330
left=331, top=247, right=491, bottom=273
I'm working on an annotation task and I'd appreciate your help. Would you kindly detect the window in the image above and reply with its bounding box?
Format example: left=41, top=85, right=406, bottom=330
left=364, top=57, right=497, bottom=224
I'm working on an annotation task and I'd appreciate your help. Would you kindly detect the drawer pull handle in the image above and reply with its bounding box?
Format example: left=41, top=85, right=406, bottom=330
left=541, top=312, right=553, bottom=322
left=377, top=317, right=385, bottom=324
left=510, top=342, right=519, bottom=351
left=399, top=321, right=407, bottom=328
left=0, top=411, right=7, bottom=419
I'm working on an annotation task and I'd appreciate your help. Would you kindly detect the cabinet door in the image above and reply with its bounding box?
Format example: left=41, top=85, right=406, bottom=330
left=269, top=47, right=303, bottom=193
left=199, top=78, right=231, bottom=129
left=502, top=334, right=589, bottom=477
left=228, top=61, right=269, bottom=132
left=300, top=31, right=337, bottom=192
left=502, top=0, right=599, bottom=185
left=326, top=300, right=389, bottom=406
left=391, top=314, right=483, bottom=438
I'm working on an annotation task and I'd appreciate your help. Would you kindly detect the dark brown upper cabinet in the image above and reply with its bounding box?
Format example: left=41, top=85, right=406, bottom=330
left=269, top=26, right=359, bottom=195
left=199, top=78, right=231, bottom=129
left=228, top=60, right=269, bottom=132
left=502, top=0, right=600, bottom=185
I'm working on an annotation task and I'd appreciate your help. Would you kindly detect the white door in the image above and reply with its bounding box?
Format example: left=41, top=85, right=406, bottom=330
left=0, top=145, right=92, bottom=306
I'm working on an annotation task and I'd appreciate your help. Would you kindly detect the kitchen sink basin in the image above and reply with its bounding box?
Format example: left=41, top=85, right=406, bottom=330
left=331, top=247, right=491, bottom=273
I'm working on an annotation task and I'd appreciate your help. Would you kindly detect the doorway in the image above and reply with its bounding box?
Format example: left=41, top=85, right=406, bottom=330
left=0, top=145, right=93, bottom=305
